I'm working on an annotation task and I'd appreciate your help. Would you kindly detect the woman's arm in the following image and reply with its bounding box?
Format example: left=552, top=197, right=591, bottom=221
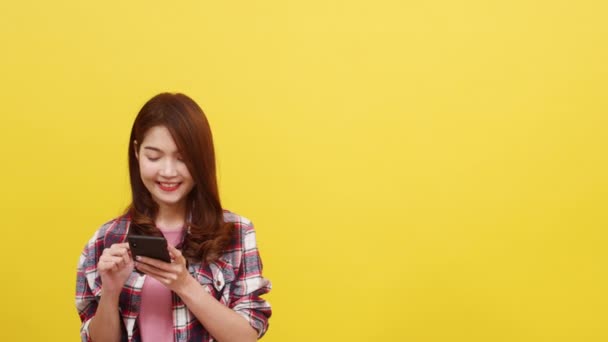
left=88, top=243, right=134, bottom=342
left=88, top=293, right=122, bottom=342
left=177, top=276, right=258, bottom=342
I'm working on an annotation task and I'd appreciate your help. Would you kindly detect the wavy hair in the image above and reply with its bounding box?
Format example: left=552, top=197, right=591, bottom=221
left=126, top=92, right=234, bottom=263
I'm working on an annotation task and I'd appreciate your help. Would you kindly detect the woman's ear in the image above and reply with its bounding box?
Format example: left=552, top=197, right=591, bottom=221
left=133, top=140, right=139, bottom=160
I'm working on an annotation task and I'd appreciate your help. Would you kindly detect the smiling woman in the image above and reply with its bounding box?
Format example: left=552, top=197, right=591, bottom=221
left=75, top=93, right=272, bottom=342
left=135, top=126, right=196, bottom=217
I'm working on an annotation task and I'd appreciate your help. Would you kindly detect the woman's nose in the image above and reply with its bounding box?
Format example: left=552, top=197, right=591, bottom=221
left=159, top=159, right=178, bottom=177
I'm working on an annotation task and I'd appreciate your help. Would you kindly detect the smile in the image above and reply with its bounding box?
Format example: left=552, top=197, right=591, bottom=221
left=157, top=182, right=181, bottom=192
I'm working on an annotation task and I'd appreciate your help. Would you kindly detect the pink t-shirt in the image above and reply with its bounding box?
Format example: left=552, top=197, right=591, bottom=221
left=139, top=229, right=183, bottom=342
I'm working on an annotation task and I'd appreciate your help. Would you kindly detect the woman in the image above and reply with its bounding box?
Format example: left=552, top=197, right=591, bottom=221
left=76, top=93, right=271, bottom=342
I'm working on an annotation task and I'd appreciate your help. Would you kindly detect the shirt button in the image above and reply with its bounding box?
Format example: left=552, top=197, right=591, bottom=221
left=215, top=280, right=222, bottom=287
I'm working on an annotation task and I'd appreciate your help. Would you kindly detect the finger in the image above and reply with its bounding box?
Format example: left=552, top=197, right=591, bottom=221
left=104, top=245, right=129, bottom=257
left=167, top=244, right=181, bottom=256
left=135, top=262, right=177, bottom=282
left=113, top=245, right=130, bottom=255
left=143, top=272, right=173, bottom=286
left=122, top=251, right=132, bottom=265
left=167, top=246, right=186, bottom=264
left=98, top=260, right=113, bottom=271
left=136, top=256, right=172, bottom=271
left=108, top=243, right=129, bottom=253
left=100, top=255, right=126, bottom=265
left=114, top=245, right=132, bottom=264
left=99, top=260, right=120, bottom=272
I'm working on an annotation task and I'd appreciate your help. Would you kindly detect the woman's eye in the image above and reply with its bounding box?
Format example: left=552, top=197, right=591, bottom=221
left=146, top=156, right=160, bottom=162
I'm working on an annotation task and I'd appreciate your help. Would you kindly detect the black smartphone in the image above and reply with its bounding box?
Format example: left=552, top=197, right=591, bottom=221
left=127, top=235, right=171, bottom=263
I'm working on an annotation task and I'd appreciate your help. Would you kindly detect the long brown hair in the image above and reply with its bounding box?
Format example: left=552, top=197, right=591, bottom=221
left=126, top=92, right=233, bottom=263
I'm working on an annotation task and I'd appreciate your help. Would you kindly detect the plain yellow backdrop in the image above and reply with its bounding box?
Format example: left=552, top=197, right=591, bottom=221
left=1, top=1, right=607, bottom=341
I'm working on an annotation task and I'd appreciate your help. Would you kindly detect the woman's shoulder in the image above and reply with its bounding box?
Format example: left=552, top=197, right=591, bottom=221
left=79, top=214, right=131, bottom=268
left=87, top=214, right=132, bottom=245
left=222, top=210, right=260, bottom=249
left=223, top=209, right=253, bottom=227
left=222, top=209, right=258, bottom=237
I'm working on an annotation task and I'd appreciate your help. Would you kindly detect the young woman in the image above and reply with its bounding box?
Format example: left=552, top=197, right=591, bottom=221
left=76, top=93, right=271, bottom=342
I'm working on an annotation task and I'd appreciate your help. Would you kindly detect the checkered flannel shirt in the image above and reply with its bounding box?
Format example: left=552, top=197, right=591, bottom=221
left=76, top=211, right=272, bottom=341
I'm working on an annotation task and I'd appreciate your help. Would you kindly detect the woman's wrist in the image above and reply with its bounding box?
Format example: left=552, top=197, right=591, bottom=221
left=99, top=286, right=122, bottom=303
left=174, top=272, right=200, bottom=298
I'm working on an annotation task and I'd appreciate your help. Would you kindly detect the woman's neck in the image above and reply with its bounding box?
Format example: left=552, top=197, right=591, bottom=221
left=155, top=203, right=187, bottom=232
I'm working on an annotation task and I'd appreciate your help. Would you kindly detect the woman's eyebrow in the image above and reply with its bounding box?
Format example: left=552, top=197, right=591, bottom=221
left=143, top=146, right=163, bottom=152
left=143, top=146, right=181, bottom=154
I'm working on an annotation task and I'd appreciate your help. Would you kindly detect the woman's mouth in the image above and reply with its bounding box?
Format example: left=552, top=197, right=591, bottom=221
left=157, top=182, right=181, bottom=192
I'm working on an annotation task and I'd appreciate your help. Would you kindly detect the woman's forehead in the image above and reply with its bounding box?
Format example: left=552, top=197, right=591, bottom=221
left=141, top=126, right=179, bottom=152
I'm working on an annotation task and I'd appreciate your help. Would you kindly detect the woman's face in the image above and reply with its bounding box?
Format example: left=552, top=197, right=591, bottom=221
left=136, top=125, right=195, bottom=211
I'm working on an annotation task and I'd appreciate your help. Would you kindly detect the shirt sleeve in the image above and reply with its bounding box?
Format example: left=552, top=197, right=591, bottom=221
left=229, top=220, right=272, bottom=338
left=75, top=231, right=102, bottom=342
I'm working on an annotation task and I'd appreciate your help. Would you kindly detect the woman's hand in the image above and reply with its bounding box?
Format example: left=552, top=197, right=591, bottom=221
left=134, top=245, right=193, bottom=293
left=98, top=242, right=134, bottom=297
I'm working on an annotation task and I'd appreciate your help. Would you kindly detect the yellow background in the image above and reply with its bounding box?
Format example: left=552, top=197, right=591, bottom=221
left=1, top=1, right=607, bottom=341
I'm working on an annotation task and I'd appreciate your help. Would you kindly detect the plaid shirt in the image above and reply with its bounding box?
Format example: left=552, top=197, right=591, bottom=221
left=76, top=211, right=272, bottom=342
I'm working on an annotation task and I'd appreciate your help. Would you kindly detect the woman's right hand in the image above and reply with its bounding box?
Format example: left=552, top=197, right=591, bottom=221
left=98, top=242, right=134, bottom=296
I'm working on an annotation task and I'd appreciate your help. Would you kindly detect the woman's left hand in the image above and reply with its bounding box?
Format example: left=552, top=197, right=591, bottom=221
left=134, top=245, right=193, bottom=293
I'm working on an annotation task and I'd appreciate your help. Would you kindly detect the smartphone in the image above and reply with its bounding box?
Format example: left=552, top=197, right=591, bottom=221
left=127, top=235, right=171, bottom=263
